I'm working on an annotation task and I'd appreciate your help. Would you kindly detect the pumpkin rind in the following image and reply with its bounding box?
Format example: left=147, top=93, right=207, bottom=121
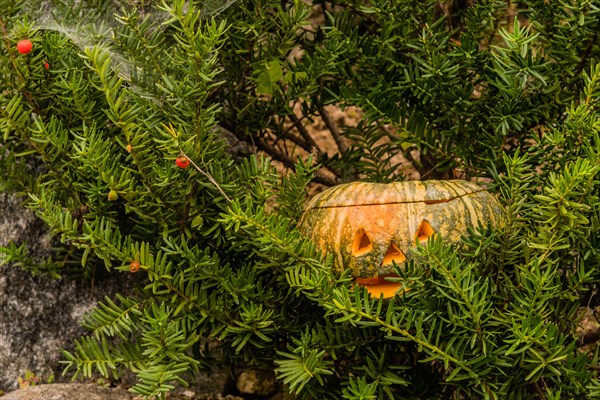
left=298, top=180, right=504, bottom=279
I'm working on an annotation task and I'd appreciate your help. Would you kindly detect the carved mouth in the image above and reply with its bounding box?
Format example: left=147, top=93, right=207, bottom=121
left=355, top=274, right=405, bottom=299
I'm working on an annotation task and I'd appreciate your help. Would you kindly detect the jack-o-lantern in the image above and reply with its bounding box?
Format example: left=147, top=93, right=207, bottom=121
left=298, top=180, right=504, bottom=298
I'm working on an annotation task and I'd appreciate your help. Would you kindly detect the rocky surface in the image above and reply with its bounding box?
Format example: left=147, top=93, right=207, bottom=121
left=0, top=384, right=135, bottom=400
left=0, top=383, right=247, bottom=400
left=0, top=192, right=138, bottom=393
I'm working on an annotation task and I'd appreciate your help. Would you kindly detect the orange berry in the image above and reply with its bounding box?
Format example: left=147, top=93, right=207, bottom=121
left=129, top=260, right=141, bottom=273
left=125, top=144, right=132, bottom=153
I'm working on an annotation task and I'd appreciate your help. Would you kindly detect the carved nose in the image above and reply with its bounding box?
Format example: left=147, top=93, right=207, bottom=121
left=382, top=242, right=406, bottom=265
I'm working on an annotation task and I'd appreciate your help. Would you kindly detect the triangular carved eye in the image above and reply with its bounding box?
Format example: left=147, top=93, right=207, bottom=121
left=415, top=220, right=435, bottom=244
left=352, top=228, right=373, bottom=256
left=382, top=242, right=406, bottom=265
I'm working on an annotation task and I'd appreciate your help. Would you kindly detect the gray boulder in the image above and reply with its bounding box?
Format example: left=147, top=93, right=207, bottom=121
left=0, top=192, right=137, bottom=392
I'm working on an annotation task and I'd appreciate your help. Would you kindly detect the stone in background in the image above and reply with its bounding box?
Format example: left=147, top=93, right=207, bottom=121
left=0, top=192, right=138, bottom=393
left=0, top=192, right=243, bottom=398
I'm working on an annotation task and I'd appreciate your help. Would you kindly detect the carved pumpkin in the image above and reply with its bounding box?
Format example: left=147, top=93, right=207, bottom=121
left=298, top=180, right=504, bottom=298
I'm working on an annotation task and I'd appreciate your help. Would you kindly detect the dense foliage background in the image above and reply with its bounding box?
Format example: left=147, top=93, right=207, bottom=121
left=2, top=0, right=600, bottom=398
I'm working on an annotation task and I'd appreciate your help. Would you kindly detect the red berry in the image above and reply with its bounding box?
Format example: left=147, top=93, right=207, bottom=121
left=43, top=61, right=49, bottom=70
left=16, top=39, right=33, bottom=55
left=175, top=156, right=190, bottom=168
left=129, top=260, right=141, bottom=273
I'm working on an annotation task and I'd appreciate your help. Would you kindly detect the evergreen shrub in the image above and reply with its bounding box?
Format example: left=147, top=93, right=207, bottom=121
left=2, top=0, right=600, bottom=398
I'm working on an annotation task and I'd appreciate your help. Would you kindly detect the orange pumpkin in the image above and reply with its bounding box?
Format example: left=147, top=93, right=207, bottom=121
left=298, top=180, right=504, bottom=298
